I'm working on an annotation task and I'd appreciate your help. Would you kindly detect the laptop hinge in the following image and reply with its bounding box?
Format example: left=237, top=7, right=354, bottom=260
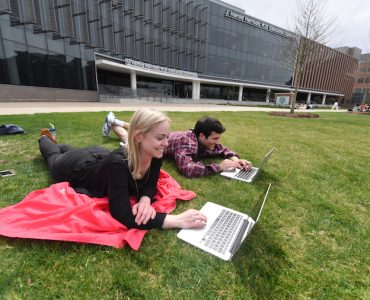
left=230, top=219, right=250, bottom=256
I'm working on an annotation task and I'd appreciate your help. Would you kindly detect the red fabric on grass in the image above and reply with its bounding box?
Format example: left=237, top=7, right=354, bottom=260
left=0, top=170, right=195, bottom=250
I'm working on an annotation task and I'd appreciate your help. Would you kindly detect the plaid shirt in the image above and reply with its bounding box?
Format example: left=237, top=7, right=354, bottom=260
left=164, top=130, right=239, bottom=177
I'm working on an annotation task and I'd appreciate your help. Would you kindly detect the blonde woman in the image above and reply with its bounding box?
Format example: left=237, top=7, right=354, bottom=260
left=39, top=109, right=206, bottom=230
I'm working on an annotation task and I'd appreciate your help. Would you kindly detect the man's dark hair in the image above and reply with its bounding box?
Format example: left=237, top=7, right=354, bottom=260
left=193, top=116, right=226, bottom=138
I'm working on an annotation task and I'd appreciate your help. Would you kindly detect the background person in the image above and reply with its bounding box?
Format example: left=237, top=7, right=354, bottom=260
left=39, top=109, right=207, bottom=230
left=102, top=111, right=130, bottom=144
left=164, top=116, right=252, bottom=177
left=331, top=101, right=339, bottom=110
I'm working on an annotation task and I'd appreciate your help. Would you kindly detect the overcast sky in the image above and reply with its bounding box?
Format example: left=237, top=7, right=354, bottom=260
left=222, top=0, right=370, bottom=53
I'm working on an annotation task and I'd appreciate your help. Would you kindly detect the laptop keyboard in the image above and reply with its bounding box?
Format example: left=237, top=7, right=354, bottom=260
left=201, top=209, right=243, bottom=254
left=235, top=168, right=257, bottom=180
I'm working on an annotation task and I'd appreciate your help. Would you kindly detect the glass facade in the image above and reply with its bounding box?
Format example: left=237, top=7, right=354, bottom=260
left=137, top=76, right=192, bottom=98
left=0, top=0, right=296, bottom=96
left=205, top=2, right=294, bottom=85
left=0, top=13, right=96, bottom=90
left=201, top=84, right=238, bottom=100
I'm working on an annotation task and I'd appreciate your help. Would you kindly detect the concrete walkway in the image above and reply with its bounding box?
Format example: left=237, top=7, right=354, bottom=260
left=0, top=100, right=344, bottom=115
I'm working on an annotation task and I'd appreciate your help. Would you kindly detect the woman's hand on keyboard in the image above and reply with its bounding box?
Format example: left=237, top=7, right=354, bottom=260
left=162, top=209, right=207, bottom=229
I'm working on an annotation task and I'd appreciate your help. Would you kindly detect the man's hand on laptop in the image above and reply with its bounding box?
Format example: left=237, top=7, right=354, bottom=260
left=230, top=156, right=252, bottom=171
left=219, top=159, right=240, bottom=171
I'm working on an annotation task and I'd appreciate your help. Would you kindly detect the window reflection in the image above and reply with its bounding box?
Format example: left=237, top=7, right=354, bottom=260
left=206, top=2, right=294, bottom=85
left=0, top=15, right=96, bottom=90
left=0, top=0, right=296, bottom=92
left=29, top=47, right=49, bottom=86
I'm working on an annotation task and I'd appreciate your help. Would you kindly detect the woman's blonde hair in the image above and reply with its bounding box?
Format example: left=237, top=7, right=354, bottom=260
left=126, top=109, right=170, bottom=179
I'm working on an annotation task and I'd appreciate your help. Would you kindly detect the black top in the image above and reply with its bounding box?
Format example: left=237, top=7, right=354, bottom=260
left=69, top=148, right=166, bottom=229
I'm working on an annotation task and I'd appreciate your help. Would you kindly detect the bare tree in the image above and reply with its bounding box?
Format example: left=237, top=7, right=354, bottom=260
left=283, top=0, right=336, bottom=113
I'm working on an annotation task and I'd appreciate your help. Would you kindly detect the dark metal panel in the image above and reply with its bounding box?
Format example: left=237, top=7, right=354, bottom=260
left=86, top=0, right=102, bottom=47
left=33, top=0, right=57, bottom=32
left=9, top=0, right=36, bottom=25
left=113, top=2, right=124, bottom=54
left=70, top=0, right=88, bottom=43
left=99, top=0, right=114, bottom=51
left=53, top=0, right=74, bottom=38
left=0, top=0, right=12, bottom=14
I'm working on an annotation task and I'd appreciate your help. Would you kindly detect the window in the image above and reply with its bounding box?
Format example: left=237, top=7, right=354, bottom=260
left=29, top=46, right=49, bottom=87
left=357, top=78, right=364, bottom=83
left=366, top=77, right=370, bottom=83
left=49, top=50, right=66, bottom=88
left=3, top=39, right=30, bottom=85
left=65, top=55, right=83, bottom=89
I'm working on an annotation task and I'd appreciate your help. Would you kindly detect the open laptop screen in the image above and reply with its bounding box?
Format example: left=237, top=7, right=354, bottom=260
left=251, top=183, right=271, bottom=223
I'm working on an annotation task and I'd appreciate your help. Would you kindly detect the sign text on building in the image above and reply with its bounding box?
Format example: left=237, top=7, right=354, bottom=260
left=125, top=59, right=198, bottom=78
left=224, top=9, right=296, bottom=39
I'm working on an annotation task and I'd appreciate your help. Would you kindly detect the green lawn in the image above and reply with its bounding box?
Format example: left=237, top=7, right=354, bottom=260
left=0, top=111, right=369, bottom=299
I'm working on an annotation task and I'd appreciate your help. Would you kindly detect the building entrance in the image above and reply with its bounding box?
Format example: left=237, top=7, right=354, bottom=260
left=162, top=81, right=173, bottom=96
left=137, top=76, right=191, bottom=99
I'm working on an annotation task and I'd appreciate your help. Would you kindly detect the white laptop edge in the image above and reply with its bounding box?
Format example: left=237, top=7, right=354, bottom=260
left=220, top=166, right=258, bottom=182
left=220, top=147, right=277, bottom=182
left=177, top=183, right=272, bottom=261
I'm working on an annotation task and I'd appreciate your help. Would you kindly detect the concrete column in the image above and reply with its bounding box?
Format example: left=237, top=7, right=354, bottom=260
left=266, top=88, right=271, bottom=102
left=306, top=92, right=311, bottom=104
left=130, top=71, right=137, bottom=97
left=192, top=80, right=197, bottom=100
left=322, top=94, right=327, bottom=105
left=238, top=85, right=243, bottom=101
left=190, top=81, right=203, bottom=100
left=197, top=81, right=201, bottom=100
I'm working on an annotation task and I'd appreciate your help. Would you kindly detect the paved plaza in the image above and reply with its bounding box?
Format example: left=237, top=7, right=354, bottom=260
left=1, top=100, right=344, bottom=115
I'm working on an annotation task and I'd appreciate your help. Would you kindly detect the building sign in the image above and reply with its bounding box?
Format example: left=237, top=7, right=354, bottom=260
left=224, top=9, right=296, bottom=39
left=275, top=94, right=291, bottom=106
left=125, top=58, right=198, bottom=78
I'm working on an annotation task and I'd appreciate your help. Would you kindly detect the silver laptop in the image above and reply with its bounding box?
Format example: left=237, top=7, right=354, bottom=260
left=177, top=183, right=271, bottom=261
left=220, top=147, right=276, bottom=183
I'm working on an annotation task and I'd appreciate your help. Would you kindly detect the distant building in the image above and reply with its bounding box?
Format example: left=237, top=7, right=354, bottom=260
left=0, top=0, right=360, bottom=105
left=352, top=53, right=370, bottom=105
left=292, top=41, right=359, bottom=106
left=335, top=46, right=362, bottom=60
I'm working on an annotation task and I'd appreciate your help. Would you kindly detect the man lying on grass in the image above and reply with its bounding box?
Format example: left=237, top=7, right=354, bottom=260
left=164, top=116, right=252, bottom=177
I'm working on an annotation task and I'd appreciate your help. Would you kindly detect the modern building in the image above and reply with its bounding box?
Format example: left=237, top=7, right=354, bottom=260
left=351, top=53, right=370, bottom=105
left=294, top=41, right=359, bottom=106
left=0, top=0, right=359, bottom=105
